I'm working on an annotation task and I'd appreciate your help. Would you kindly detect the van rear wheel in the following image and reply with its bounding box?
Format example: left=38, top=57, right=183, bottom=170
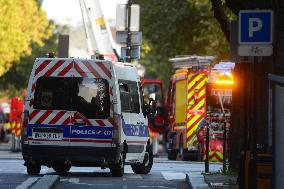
left=52, top=164, right=71, bottom=174
left=110, top=153, right=124, bottom=177
left=131, top=147, right=153, bottom=174
left=27, top=163, right=41, bottom=175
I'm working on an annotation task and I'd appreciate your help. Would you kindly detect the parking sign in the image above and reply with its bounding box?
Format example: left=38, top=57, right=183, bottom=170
left=239, top=10, right=273, bottom=44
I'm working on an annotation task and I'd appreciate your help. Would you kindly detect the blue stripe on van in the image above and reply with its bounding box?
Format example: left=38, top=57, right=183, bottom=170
left=27, top=124, right=113, bottom=139
left=121, top=117, right=149, bottom=137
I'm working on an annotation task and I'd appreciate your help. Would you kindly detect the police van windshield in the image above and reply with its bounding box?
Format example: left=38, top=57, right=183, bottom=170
left=34, top=77, right=110, bottom=119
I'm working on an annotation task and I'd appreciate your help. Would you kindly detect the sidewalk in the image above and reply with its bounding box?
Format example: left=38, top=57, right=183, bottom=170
left=0, top=135, right=22, bottom=160
left=186, top=172, right=238, bottom=189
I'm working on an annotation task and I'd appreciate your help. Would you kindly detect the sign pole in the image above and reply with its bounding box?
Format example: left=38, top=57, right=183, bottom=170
left=205, top=121, right=210, bottom=173
left=126, top=0, right=132, bottom=62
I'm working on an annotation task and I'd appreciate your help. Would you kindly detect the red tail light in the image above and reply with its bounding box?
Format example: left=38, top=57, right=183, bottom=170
left=21, top=111, right=29, bottom=144
left=112, top=114, right=121, bottom=144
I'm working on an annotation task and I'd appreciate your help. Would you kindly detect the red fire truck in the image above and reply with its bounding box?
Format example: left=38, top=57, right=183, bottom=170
left=166, top=55, right=234, bottom=161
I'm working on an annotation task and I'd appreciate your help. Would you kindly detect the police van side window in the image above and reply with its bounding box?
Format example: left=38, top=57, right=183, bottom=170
left=119, top=80, right=140, bottom=114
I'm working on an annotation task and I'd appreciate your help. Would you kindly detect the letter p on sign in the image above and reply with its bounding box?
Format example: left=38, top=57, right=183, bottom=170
left=249, top=18, right=263, bottom=37
left=239, top=10, right=273, bottom=44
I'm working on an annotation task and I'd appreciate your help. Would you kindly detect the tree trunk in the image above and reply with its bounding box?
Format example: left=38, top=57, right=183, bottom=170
left=210, top=0, right=230, bottom=42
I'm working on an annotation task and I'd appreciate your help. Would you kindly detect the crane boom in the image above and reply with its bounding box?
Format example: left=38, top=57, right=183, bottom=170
left=80, top=0, right=118, bottom=60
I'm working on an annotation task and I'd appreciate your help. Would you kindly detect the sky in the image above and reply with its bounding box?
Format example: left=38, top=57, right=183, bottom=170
left=42, top=0, right=127, bottom=26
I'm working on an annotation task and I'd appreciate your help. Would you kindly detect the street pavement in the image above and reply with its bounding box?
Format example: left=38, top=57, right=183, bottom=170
left=0, top=153, right=222, bottom=189
left=0, top=140, right=227, bottom=189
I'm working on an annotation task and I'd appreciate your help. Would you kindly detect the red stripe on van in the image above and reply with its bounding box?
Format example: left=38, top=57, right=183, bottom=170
left=29, top=99, right=34, bottom=108
left=35, top=110, right=52, bottom=124
left=84, top=118, right=93, bottom=126
left=82, top=61, right=101, bottom=78
left=58, top=62, right=73, bottom=76
left=74, top=63, right=88, bottom=77
left=35, top=60, right=52, bottom=76
left=31, top=83, right=36, bottom=93
left=97, top=62, right=112, bottom=79
left=29, top=109, right=40, bottom=121
left=48, top=111, right=66, bottom=124
left=44, top=60, right=65, bottom=76
left=108, top=117, right=113, bottom=125
left=62, top=117, right=70, bottom=125
left=95, top=120, right=105, bottom=126
left=109, top=87, right=113, bottom=96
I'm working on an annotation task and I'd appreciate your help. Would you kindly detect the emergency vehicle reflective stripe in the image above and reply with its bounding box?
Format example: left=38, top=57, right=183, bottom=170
left=187, top=78, right=207, bottom=104
left=11, top=122, right=16, bottom=134
left=29, top=109, right=71, bottom=125
left=186, top=72, right=207, bottom=146
left=48, top=111, right=66, bottom=124
left=82, top=61, right=101, bottom=78
left=187, top=85, right=206, bottom=105
left=187, top=76, right=207, bottom=97
left=28, top=109, right=113, bottom=127
left=44, top=60, right=65, bottom=77
left=34, top=60, right=52, bottom=76
left=58, top=63, right=73, bottom=76
left=16, top=123, right=21, bottom=137
left=203, top=151, right=223, bottom=162
left=97, top=62, right=112, bottom=79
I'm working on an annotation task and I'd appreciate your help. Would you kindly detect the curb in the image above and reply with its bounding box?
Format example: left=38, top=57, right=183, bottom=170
left=185, top=174, right=194, bottom=189
left=31, top=175, right=60, bottom=189
left=185, top=173, right=210, bottom=189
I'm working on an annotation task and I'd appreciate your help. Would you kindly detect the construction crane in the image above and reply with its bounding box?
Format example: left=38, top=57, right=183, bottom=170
left=79, top=0, right=119, bottom=60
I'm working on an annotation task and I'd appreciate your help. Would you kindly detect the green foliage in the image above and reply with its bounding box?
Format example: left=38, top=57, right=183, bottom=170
left=134, top=0, right=229, bottom=88
left=0, top=0, right=52, bottom=76
left=0, top=24, right=69, bottom=98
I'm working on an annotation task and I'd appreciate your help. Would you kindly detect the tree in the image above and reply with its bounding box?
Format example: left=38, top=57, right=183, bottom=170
left=0, top=0, right=53, bottom=76
left=0, top=24, right=69, bottom=98
left=134, top=0, right=229, bottom=88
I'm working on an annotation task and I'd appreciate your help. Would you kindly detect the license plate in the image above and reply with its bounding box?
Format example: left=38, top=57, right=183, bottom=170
left=32, top=127, right=63, bottom=140
left=32, top=132, right=63, bottom=140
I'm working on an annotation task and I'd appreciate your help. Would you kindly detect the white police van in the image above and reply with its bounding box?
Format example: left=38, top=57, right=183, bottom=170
left=21, top=57, right=154, bottom=176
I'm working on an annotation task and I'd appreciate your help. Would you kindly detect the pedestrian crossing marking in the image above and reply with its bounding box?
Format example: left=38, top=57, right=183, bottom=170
left=15, top=177, right=40, bottom=189
left=69, top=178, right=80, bottom=183
left=161, top=172, right=186, bottom=181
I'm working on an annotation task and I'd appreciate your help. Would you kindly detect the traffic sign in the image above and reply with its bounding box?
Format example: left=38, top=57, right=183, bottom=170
left=239, top=10, right=273, bottom=44
left=238, top=45, right=273, bottom=56
left=116, top=4, right=140, bottom=32
left=121, top=46, right=140, bottom=59
left=116, top=31, right=142, bottom=45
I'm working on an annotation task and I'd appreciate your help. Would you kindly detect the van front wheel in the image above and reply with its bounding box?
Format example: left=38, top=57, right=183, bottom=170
left=52, top=164, right=71, bottom=175
left=27, top=163, right=41, bottom=175
left=131, top=147, right=153, bottom=174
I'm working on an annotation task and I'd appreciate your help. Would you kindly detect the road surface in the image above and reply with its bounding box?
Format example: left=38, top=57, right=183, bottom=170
left=0, top=157, right=222, bottom=189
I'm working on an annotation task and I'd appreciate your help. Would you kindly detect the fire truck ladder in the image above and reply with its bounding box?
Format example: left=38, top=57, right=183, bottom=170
left=169, top=55, right=215, bottom=70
